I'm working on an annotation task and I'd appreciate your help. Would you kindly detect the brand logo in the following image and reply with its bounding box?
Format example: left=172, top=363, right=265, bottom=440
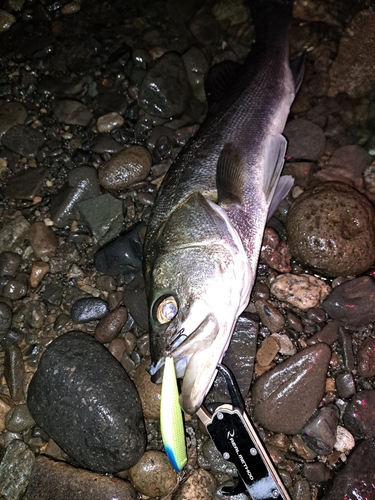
left=227, top=430, right=254, bottom=481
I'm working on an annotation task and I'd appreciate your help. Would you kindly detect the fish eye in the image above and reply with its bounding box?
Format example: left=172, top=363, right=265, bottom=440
left=154, top=295, right=178, bottom=324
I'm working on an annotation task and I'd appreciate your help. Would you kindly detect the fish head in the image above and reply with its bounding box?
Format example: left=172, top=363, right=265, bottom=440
left=147, top=237, right=251, bottom=414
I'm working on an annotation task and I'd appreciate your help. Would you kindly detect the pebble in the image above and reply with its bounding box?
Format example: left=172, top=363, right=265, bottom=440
left=132, top=359, right=161, bottom=420
left=108, top=337, right=126, bottom=362
left=28, top=222, right=57, bottom=259
left=322, top=276, right=375, bottom=326
left=200, top=438, right=237, bottom=477
left=301, top=404, right=339, bottom=455
left=343, top=390, right=375, bottom=439
left=4, top=344, right=25, bottom=402
left=174, top=469, right=216, bottom=500
left=70, top=297, right=109, bottom=323
left=0, top=102, right=27, bottom=139
left=0, top=216, right=30, bottom=254
left=252, top=343, right=331, bottom=434
left=128, top=450, right=178, bottom=497
left=306, top=320, right=340, bottom=346
left=0, top=251, right=21, bottom=277
left=5, top=404, right=35, bottom=433
left=286, top=182, right=375, bottom=277
left=292, top=435, right=317, bottom=461
left=333, top=426, right=355, bottom=454
left=303, top=462, right=331, bottom=483
left=282, top=162, right=315, bottom=188
left=90, top=133, right=122, bottom=154
left=326, top=145, right=371, bottom=180
left=52, top=100, right=93, bottom=126
left=0, top=302, right=13, bottom=332
left=1, top=125, right=45, bottom=158
left=98, top=146, right=152, bottom=191
left=356, top=336, right=375, bottom=378
left=0, top=440, right=35, bottom=500
left=96, top=111, right=124, bottom=133
left=2, top=278, right=28, bottom=300
left=284, top=118, right=326, bottom=161
left=138, top=52, right=190, bottom=118
left=260, top=228, right=292, bottom=273
left=272, top=333, right=296, bottom=356
left=27, top=331, right=146, bottom=472
left=123, top=272, right=149, bottom=331
left=256, top=335, right=280, bottom=366
left=328, top=9, right=375, bottom=99
left=292, top=479, right=310, bottom=500
left=270, top=274, right=331, bottom=311
left=255, top=300, right=285, bottom=333
left=94, top=306, right=127, bottom=343
left=322, top=439, right=375, bottom=499
left=182, top=46, right=209, bottom=102
left=24, top=455, right=137, bottom=500
left=3, top=167, right=47, bottom=201
left=335, top=372, right=356, bottom=399
left=0, top=395, right=14, bottom=431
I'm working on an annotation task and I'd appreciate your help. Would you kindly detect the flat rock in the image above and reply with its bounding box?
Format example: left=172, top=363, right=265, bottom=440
left=0, top=102, right=27, bottom=139
left=1, top=125, right=45, bottom=158
left=344, top=390, right=375, bottom=439
left=52, top=100, right=94, bottom=126
left=322, top=276, right=375, bottom=327
left=357, top=337, right=375, bottom=378
left=24, top=455, right=137, bottom=500
left=286, top=182, right=375, bottom=277
left=3, top=167, right=47, bottom=200
left=251, top=343, right=331, bottom=434
left=0, top=216, right=30, bottom=253
left=301, top=404, right=339, bottom=455
left=284, top=118, right=326, bottom=161
left=27, top=330, right=146, bottom=473
left=0, top=440, right=35, bottom=500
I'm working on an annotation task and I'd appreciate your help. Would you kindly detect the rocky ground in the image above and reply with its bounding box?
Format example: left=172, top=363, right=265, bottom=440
left=1, top=0, right=375, bottom=499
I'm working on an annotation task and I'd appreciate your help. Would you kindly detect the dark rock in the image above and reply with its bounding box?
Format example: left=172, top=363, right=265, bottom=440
left=138, top=52, right=190, bottom=118
left=3, top=167, right=47, bottom=200
left=94, top=307, right=128, bottom=343
left=28, top=222, right=58, bottom=259
left=357, top=337, right=375, bottom=378
left=52, top=100, right=94, bottom=126
left=322, top=440, right=375, bottom=500
left=70, top=297, right=109, bottom=323
left=260, top=228, right=291, bottom=273
left=251, top=343, right=331, bottom=434
left=306, top=320, right=340, bottom=346
left=0, top=102, right=27, bottom=139
left=27, top=331, right=146, bottom=472
left=344, top=390, right=375, bottom=439
left=0, top=302, right=12, bottom=333
left=123, top=272, right=149, bottom=331
left=94, top=224, right=143, bottom=277
left=3, top=279, right=28, bottom=300
left=286, top=183, right=375, bottom=277
left=323, top=277, right=375, bottom=327
left=0, top=440, right=35, bottom=500
left=89, top=132, right=122, bottom=154
left=284, top=118, right=326, bottom=161
left=0, top=216, right=30, bottom=254
left=336, top=372, right=356, bottom=399
left=303, top=462, right=331, bottom=483
left=1, top=125, right=45, bottom=158
left=301, top=404, right=339, bottom=455
left=0, top=251, right=21, bottom=277
left=4, top=344, right=25, bottom=402
left=338, top=327, right=355, bottom=371
left=5, top=403, right=35, bottom=433
left=24, top=456, right=137, bottom=500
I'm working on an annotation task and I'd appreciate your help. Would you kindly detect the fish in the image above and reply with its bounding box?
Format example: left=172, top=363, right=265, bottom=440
left=144, top=0, right=303, bottom=415
left=160, top=356, right=187, bottom=472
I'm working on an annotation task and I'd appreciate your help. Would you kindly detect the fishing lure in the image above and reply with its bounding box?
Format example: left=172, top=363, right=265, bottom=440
left=160, top=356, right=187, bottom=472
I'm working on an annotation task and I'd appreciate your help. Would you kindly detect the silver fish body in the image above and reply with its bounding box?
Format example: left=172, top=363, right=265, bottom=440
left=144, top=0, right=301, bottom=414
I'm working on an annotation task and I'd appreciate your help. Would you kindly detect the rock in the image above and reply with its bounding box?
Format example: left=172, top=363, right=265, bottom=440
left=322, top=440, right=375, bottom=500
left=322, top=276, right=375, bottom=327
left=5, top=403, right=35, bottom=433
left=0, top=395, right=13, bottom=432
left=306, top=320, right=340, bottom=346
left=256, top=336, right=280, bottom=366
left=52, top=100, right=93, bottom=126
left=98, top=146, right=151, bottom=191
left=90, top=133, right=123, bottom=154
left=28, top=222, right=57, bottom=259
left=326, top=145, right=372, bottom=180
left=4, top=344, right=25, bottom=402
left=24, top=455, right=137, bottom=500
left=182, top=46, right=209, bottom=102
left=0, top=216, right=30, bottom=253
left=0, top=102, right=27, bottom=139
left=173, top=469, right=216, bottom=500
left=0, top=251, right=21, bottom=276
left=251, top=343, right=331, bottom=434
left=284, top=118, right=326, bottom=161
left=2, top=278, right=28, bottom=300
left=200, top=438, right=237, bottom=477
left=303, top=462, right=331, bottom=483
left=70, top=297, right=109, bottom=323
left=270, top=274, right=331, bottom=311
left=260, top=228, right=292, bottom=273
left=123, top=272, right=149, bottom=331
left=344, top=390, right=375, bottom=439
left=301, top=404, right=339, bottom=455
left=128, top=450, right=178, bottom=497
left=138, top=52, right=190, bottom=118
left=255, top=300, right=285, bottom=333
left=328, top=10, right=375, bottom=99
left=94, top=307, right=127, bottom=344
left=96, top=112, right=124, bottom=133
left=338, top=327, right=355, bottom=371
left=1, top=125, right=45, bottom=158
left=3, top=167, right=47, bottom=200
left=27, top=331, right=146, bottom=473
left=0, top=440, right=35, bottom=500
left=356, top=337, right=375, bottom=378
left=334, top=426, right=355, bottom=454
left=335, top=372, right=356, bottom=399
left=286, top=182, right=375, bottom=277
left=132, top=359, right=161, bottom=420
left=0, top=302, right=13, bottom=333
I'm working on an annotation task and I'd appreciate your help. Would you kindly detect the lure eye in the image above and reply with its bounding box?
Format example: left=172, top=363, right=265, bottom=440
left=155, top=296, right=178, bottom=324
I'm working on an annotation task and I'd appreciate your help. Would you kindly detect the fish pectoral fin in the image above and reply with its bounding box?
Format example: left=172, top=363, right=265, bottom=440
left=290, top=51, right=306, bottom=93
left=267, top=175, right=294, bottom=220
left=205, top=60, right=241, bottom=106
left=216, top=143, right=246, bottom=206
left=262, top=133, right=288, bottom=204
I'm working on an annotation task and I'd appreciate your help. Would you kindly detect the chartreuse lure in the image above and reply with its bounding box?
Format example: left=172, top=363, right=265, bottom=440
left=160, top=356, right=187, bottom=472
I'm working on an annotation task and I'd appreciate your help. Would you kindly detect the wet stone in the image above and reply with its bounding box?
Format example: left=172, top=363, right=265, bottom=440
left=336, top=372, right=356, bottom=399
left=52, top=100, right=93, bottom=126
left=3, top=278, right=28, bottom=300
left=356, top=336, right=375, bottom=378
left=89, top=132, right=122, bottom=154
left=326, top=145, right=371, bottom=179
left=286, top=182, right=375, bottom=277
left=0, top=102, right=27, bottom=138
left=323, top=277, right=375, bottom=327
left=251, top=343, right=331, bottom=434
left=255, top=300, right=285, bottom=333
left=201, top=438, right=238, bottom=477
left=24, top=455, right=137, bottom=500
left=301, top=404, right=339, bottom=456
left=303, top=462, right=331, bottom=483
left=96, top=112, right=124, bottom=133
left=28, top=222, right=57, bottom=259
left=5, top=403, right=35, bottom=433
left=123, top=273, right=149, bottom=331
left=256, top=335, right=280, bottom=367
left=338, top=327, right=355, bottom=371
left=284, top=118, right=326, bottom=161
left=270, top=274, right=331, bottom=311
left=0, top=440, right=35, bottom=500
left=3, top=167, right=47, bottom=200
left=138, top=52, right=190, bottom=118
left=182, top=46, right=209, bottom=102
left=1, top=125, right=45, bottom=158
left=322, top=439, right=375, bottom=500
left=292, top=479, right=310, bottom=500
left=174, top=469, right=216, bottom=500
left=94, top=307, right=127, bottom=343
left=0, top=251, right=21, bottom=276
left=0, top=302, right=12, bottom=332
left=132, top=359, right=161, bottom=420
left=306, top=320, right=340, bottom=346
left=70, top=297, right=109, bottom=323
left=4, top=344, right=25, bottom=402
left=260, top=227, right=292, bottom=273
left=344, top=390, right=375, bottom=439
left=27, top=331, right=146, bottom=472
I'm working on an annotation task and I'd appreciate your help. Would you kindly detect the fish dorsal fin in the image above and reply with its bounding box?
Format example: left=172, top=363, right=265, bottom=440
left=290, top=52, right=305, bottom=93
left=263, top=133, right=288, bottom=204
left=267, top=175, right=294, bottom=220
left=216, top=143, right=246, bottom=206
left=205, top=60, right=241, bottom=105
